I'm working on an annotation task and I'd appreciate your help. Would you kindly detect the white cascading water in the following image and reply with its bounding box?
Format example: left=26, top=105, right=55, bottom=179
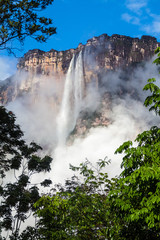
left=57, top=51, right=84, bottom=146
left=74, top=51, right=84, bottom=120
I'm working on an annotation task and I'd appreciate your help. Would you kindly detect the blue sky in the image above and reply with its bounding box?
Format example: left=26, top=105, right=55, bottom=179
left=0, top=0, right=160, bottom=78
left=24, top=0, right=160, bottom=53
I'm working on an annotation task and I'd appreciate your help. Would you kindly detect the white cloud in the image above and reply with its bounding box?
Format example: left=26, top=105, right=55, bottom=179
left=49, top=96, right=159, bottom=184
left=122, top=0, right=148, bottom=27
left=122, top=0, right=160, bottom=37
left=143, top=21, right=160, bottom=35
left=8, top=57, right=160, bottom=185
left=146, top=10, right=160, bottom=21
left=122, top=13, right=140, bottom=25
left=0, top=56, right=17, bottom=80
left=141, top=10, right=160, bottom=35
left=126, top=0, right=147, bottom=14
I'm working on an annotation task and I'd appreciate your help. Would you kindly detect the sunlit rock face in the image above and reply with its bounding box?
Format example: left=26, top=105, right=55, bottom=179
left=17, top=34, right=159, bottom=76
left=17, top=48, right=75, bottom=76
left=0, top=34, right=159, bottom=105
left=0, top=33, right=160, bottom=153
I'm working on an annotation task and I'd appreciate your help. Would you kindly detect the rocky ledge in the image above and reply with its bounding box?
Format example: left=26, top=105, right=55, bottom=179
left=17, top=34, right=159, bottom=77
left=0, top=33, right=159, bottom=105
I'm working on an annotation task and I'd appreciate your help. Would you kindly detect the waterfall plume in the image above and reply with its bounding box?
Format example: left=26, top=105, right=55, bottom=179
left=57, top=51, right=84, bottom=146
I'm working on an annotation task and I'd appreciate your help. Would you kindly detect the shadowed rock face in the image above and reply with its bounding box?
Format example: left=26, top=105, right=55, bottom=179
left=0, top=34, right=159, bottom=144
left=0, top=77, right=16, bottom=105
left=0, top=33, right=159, bottom=105
left=17, top=34, right=159, bottom=76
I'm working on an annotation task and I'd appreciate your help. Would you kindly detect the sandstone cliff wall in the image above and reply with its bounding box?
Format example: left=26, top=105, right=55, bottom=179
left=0, top=33, right=160, bottom=105
left=17, top=34, right=159, bottom=77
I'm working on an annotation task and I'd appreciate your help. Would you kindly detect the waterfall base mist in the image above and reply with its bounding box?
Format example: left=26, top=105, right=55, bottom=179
left=6, top=53, right=160, bottom=184
left=50, top=98, right=159, bottom=184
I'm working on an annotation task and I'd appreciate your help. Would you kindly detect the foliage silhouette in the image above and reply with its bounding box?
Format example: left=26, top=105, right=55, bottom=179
left=0, top=106, right=52, bottom=239
left=0, top=0, right=56, bottom=54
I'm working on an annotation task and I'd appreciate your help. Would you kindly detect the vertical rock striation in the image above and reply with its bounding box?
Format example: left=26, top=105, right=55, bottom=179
left=0, top=33, right=160, bottom=105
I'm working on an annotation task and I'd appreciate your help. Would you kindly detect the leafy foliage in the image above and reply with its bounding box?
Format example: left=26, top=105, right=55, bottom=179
left=0, top=106, right=24, bottom=178
left=143, top=47, right=160, bottom=115
left=107, top=126, right=160, bottom=239
left=106, top=47, right=160, bottom=239
left=34, top=159, right=112, bottom=240
left=0, top=0, right=56, bottom=53
left=0, top=106, right=53, bottom=239
left=32, top=47, right=160, bottom=239
left=143, top=78, right=160, bottom=115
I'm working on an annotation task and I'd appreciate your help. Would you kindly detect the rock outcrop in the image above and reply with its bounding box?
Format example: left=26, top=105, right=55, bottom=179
left=0, top=33, right=159, bottom=105
left=17, top=34, right=159, bottom=76
left=1, top=33, right=160, bottom=144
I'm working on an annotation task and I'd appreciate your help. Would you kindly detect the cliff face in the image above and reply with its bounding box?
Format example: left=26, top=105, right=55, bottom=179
left=17, top=48, right=75, bottom=76
left=1, top=33, right=159, bottom=146
left=0, top=33, right=159, bottom=106
left=0, top=77, right=16, bottom=105
left=17, top=34, right=159, bottom=76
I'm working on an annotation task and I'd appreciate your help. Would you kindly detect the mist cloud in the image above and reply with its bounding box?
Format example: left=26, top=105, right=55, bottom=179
left=1, top=50, right=160, bottom=238
left=5, top=53, right=160, bottom=185
left=0, top=56, right=17, bottom=80
left=8, top=73, right=65, bottom=152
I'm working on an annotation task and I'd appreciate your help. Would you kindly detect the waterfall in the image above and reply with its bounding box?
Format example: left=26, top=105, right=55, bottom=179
left=57, top=51, right=84, bottom=146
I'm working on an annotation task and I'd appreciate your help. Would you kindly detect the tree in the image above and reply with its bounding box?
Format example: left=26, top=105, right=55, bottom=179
left=34, top=159, right=112, bottom=240
left=107, top=126, right=160, bottom=239
left=143, top=47, right=160, bottom=115
left=0, top=106, right=53, bottom=239
left=33, top=47, right=160, bottom=240
left=106, top=47, right=160, bottom=240
left=0, top=0, right=56, bottom=54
